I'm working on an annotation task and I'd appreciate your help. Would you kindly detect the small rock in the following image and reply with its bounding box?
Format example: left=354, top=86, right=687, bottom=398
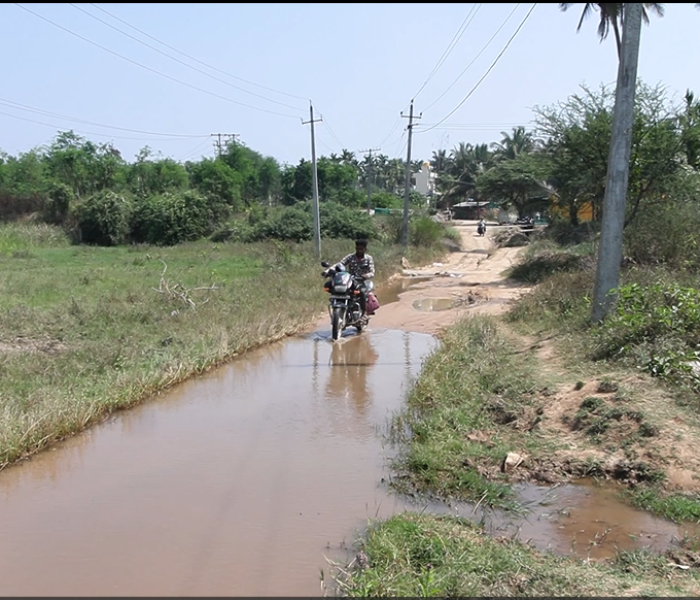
left=502, top=452, right=525, bottom=473
left=401, top=257, right=411, bottom=269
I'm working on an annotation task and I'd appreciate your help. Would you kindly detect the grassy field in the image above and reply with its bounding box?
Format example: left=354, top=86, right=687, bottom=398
left=0, top=222, right=444, bottom=469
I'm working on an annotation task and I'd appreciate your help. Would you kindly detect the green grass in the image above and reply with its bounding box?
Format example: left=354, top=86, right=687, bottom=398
left=328, top=512, right=700, bottom=597
left=388, top=315, right=557, bottom=510
left=626, top=488, right=700, bottom=523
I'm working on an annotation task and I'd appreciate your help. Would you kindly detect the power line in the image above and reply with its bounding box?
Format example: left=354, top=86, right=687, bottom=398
left=316, top=135, right=336, bottom=155
left=68, top=3, right=305, bottom=113
left=13, top=3, right=300, bottom=119
left=390, top=130, right=407, bottom=159
left=178, top=137, right=214, bottom=162
left=0, top=108, right=206, bottom=142
left=0, top=96, right=209, bottom=138
left=413, top=3, right=482, bottom=101
left=375, top=100, right=412, bottom=149
left=422, top=3, right=521, bottom=113
left=418, top=3, right=537, bottom=135
left=88, top=2, right=308, bottom=102
left=318, top=111, right=345, bottom=149
left=418, top=123, right=536, bottom=131
left=377, top=116, right=402, bottom=148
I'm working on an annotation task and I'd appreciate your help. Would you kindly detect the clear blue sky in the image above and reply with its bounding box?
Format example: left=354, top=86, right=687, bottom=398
left=1, top=3, right=698, bottom=167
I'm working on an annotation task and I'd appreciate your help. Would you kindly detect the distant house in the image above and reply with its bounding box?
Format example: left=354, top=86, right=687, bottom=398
left=412, top=161, right=438, bottom=199
left=451, top=200, right=490, bottom=220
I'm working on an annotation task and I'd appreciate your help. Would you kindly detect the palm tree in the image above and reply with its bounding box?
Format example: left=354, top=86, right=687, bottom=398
left=491, top=126, right=536, bottom=160
left=436, top=142, right=495, bottom=208
left=561, top=3, right=648, bottom=322
left=559, top=3, right=664, bottom=59
left=340, top=149, right=356, bottom=166
left=430, top=149, right=450, bottom=175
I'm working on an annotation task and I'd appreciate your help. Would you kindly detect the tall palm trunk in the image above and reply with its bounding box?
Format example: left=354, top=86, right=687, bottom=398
left=591, top=3, right=643, bottom=322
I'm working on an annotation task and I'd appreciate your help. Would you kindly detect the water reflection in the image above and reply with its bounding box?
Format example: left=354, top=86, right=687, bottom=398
left=324, top=335, right=379, bottom=419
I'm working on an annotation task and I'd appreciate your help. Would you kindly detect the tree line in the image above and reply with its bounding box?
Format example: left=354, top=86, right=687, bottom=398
left=1, top=80, right=699, bottom=246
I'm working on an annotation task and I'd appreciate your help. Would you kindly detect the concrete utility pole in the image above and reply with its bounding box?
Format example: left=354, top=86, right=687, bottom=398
left=302, top=102, right=322, bottom=258
left=400, top=100, right=421, bottom=246
left=358, top=147, right=380, bottom=215
left=591, top=3, right=643, bottom=323
left=211, top=133, right=239, bottom=157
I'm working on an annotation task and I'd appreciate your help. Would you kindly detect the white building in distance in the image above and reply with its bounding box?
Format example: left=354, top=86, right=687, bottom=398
left=412, top=161, right=438, bottom=198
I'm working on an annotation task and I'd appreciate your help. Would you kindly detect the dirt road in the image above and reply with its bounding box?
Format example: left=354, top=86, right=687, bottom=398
left=370, top=220, right=530, bottom=335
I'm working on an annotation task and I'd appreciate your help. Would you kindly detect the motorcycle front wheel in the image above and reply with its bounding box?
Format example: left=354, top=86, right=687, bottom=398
left=331, top=306, right=344, bottom=341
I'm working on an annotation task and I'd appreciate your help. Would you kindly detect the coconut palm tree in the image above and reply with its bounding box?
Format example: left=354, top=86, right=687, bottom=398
left=491, top=126, right=536, bottom=160
left=559, top=3, right=664, bottom=59
left=436, top=142, right=495, bottom=207
left=430, top=149, right=450, bottom=175
left=340, top=149, right=356, bottom=166
left=560, top=3, right=650, bottom=322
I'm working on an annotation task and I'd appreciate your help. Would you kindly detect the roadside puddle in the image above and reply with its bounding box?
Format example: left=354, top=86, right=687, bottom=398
left=412, top=297, right=456, bottom=311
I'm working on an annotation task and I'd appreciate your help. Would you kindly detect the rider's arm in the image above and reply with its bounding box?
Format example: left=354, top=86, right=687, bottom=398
left=364, top=255, right=375, bottom=279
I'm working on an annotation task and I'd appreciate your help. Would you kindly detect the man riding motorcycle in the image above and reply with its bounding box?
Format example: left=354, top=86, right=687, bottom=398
left=332, top=238, right=375, bottom=315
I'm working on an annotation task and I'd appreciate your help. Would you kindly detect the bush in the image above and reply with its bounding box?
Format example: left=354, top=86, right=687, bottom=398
left=247, top=201, right=378, bottom=243
left=372, top=191, right=402, bottom=209
left=254, top=204, right=312, bottom=242
left=592, top=281, right=700, bottom=388
left=409, top=216, right=444, bottom=248
left=43, top=182, right=74, bottom=225
left=73, top=190, right=132, bottom=246
left=210, top=219, right=256, bottom=243
left=131, top=190, right=225, bottom=246
left=509, top=251, right=588, bottom=284
left=624, top=201, right=700, bottom=272
left=319, top=202, right=376, bottom=240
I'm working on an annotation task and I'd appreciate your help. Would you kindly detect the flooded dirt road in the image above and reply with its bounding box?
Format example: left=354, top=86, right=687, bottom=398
left=0, top=229, right=696, bottom=596
left=0, top=324, right=437, bottom=596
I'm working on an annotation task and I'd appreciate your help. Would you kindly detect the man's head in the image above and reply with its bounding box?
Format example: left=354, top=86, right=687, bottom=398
left=355, top=238, right=368, bottom=257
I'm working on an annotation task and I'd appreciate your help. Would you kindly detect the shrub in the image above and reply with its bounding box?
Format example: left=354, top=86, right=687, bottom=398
left=73, top=190, right=132, bottom=246
left=254, top=204, right=312, bottom=242
left=409, top=216, right=446, bottom=248
left=371, top=191, right=402, bottom=209
left=319, top=202, right=376, bottom=240
left=43, top=182, right=74, bottom=225
left=624, top=201, right=700, bottom=272
left=593, top=281, right=700, bottom=387
left=131, top=190, right=225, bottom=246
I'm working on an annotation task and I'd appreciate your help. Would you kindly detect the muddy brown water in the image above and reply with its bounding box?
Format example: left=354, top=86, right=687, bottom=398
left=0, top=277, right=695, bottom=596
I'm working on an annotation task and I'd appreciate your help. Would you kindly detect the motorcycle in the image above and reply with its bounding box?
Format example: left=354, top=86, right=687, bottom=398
left=477, top=221, right=486, bottom=236
left=321, top=260, right=375, bottom=341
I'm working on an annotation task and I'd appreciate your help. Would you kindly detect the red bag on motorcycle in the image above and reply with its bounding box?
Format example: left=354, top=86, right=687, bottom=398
left=366, top=292, right=380, bottom=315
